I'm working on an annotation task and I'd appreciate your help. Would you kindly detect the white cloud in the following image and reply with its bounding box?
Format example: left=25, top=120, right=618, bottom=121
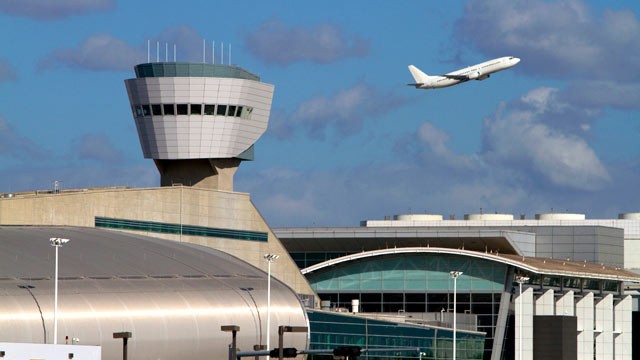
left=482, top=87, right=611, bottom=190
left=270, top=82, right=407, bottom=140
left=0, top=0, right=114, bottom=20
left=455, top=0, right=640, bottom=82
left=245, top=19, right=369, bottom=65
left=150, top=26, right=204, bottom=64
left=0, top=116, right=46, bottom=160
left=39, top=34, right=145, bottom=71
left=0, top=60, right=18, bottom=81
left=74, top=133, right=123, bottom=164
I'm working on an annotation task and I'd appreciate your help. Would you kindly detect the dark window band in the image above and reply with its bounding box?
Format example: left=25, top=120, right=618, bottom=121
left=95, top=216, right=268, bottom=242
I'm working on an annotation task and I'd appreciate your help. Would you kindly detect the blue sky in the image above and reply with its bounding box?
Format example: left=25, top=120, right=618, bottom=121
left=1, top=0, right=639, bottom=227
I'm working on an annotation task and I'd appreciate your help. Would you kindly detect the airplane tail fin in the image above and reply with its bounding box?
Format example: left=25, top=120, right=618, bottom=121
left=408, top=65, right=430, bottom=85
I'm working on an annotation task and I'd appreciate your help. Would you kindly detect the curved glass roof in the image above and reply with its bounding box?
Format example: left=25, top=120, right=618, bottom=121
left=134, top=62, right=260, bottom=81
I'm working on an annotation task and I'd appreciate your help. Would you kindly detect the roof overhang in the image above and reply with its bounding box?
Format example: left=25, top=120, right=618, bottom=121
left=302, top=247, right=640, bottom=283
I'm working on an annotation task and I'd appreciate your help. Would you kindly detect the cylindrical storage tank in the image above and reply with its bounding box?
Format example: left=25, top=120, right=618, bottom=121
left=394, top=214, right=443, bottom=221
left=464, top=213, right=514, bottom=221
left=619, top=213, right=640, bottom=220
left=351, top=299, right=360, bottom=313
left=535, top=213, right=586, bottom=220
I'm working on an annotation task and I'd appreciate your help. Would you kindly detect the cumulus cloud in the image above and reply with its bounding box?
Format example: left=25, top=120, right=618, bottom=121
left=0, top=116, right=46, bottom=160
left=561, top=80, right=640, bottom=110
left=39, top=34, right=144, bottom=71
left=150, top=26, right=205, bottom=63
left=455, top=0, right=640, bottom=82
left=0, top=60, right=18, bottom=81
left=269, top=82, right=407, bottom=140
left=73, top=133, right=123, bottom=164
left=37, top=26, right=210, bottom=72
left=481, top=87, right=611, bottom=190
left=245, top=19, right=369, bottom=65
left=0, top=0, right=114, bottom=20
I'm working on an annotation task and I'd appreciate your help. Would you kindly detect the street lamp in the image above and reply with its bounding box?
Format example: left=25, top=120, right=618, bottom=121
left=221, top=325, right=240, bottom=360
left=449, top=271, right=463, bottom=360
left=50, top=237, right=69, bottom=345
left=514, top=275, right=530, bottom=360
left=264, top=253, right=280, bottom=355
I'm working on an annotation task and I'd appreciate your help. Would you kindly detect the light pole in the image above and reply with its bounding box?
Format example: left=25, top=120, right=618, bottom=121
left=264, top=253, right=280, bottom=355
left=221, top=325, right=240, bottom=360
left=449, top=271, right=463, bottom=360
left=514, top=275, right=529, bottom=360
left=50, top=237, right=69, bottom=345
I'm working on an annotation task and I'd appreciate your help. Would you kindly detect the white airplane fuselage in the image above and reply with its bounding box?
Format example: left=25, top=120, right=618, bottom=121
left=408, top=56, right=520, bottom=89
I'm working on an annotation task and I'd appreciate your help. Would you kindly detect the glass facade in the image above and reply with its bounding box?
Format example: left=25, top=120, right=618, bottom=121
left=305, top=254, right=507, bottom=359
left=308, top=310, right=485, bottom=360
left=134, top=62, right=260, bottom=81
left=95, top=216, right=268, bottom=242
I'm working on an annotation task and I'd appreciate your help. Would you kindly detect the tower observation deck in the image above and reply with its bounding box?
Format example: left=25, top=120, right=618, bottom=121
left=125, top=62, right=274, bottom=191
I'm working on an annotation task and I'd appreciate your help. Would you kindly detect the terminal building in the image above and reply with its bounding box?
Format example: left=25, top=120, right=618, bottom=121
left=275, top=213, right=640, bottom=360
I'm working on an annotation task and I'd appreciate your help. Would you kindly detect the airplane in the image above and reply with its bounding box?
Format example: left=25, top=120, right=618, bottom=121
left=407, top=56, right=520, bottom=89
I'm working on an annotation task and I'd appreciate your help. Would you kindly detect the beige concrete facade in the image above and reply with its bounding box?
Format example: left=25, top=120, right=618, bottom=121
left=0, top=186, right=315, bottom=299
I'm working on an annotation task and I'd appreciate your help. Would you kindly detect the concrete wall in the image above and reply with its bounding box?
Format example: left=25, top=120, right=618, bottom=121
left=0, top=186, right=316, bottom=299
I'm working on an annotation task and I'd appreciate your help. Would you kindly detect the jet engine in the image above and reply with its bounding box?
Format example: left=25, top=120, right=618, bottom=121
left=467, top=71, right=481, bottom=80
left=477, top=74, right=490, bottom=80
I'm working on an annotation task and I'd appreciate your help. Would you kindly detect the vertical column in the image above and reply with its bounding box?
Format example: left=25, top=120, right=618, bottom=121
left=576, top=292, right=594, bottom=360
left=595, top=294, right=613, bottom=360
left=535, top=289, right=555, bottom=315
left=614, top=295, right=631, bottom=360
left=516, top=287, right=534, bottom=360
left=555, top=291, right=575, bottom=316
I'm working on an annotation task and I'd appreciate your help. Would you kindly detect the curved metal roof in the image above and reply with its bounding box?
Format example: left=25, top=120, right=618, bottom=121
left=301, top=247, right=640, bottom=282
left=0, top=226, right=308, bottom=359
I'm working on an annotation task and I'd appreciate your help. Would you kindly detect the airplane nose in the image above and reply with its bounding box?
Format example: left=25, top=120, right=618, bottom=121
left=513, top=57, right=521, bottom=64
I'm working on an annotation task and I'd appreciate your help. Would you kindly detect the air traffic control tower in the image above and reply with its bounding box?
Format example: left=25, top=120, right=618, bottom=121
left=125, top=62, right=274, bottom=191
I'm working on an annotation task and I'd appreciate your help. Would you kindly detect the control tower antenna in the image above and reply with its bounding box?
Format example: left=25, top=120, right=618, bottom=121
left=202, top=39, right=206, bottom=63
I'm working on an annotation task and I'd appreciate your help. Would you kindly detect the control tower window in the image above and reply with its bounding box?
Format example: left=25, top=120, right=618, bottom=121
left=191, top=104, right=202, bottom=115
left=177, top=104, right=188, bottom=115
left=234, top=106, right=243, bottom=117
left=163, top=104, right=175, bottom=115
left=204, top=104, right=216, bottom=115
left=151, top=104, right=162, bottom=116
left=135, top=105, right=143, bottom=117
left=217, top=104, right=227, bottom=116
left=142, top=104, right=151, bottom=116
left=228, top=105, right=237, bottom=117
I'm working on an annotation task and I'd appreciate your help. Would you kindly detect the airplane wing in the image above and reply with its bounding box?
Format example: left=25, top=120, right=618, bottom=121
left=407, top=83, right=423, bottom=87
left=442, top=74, right=469, bottom=80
